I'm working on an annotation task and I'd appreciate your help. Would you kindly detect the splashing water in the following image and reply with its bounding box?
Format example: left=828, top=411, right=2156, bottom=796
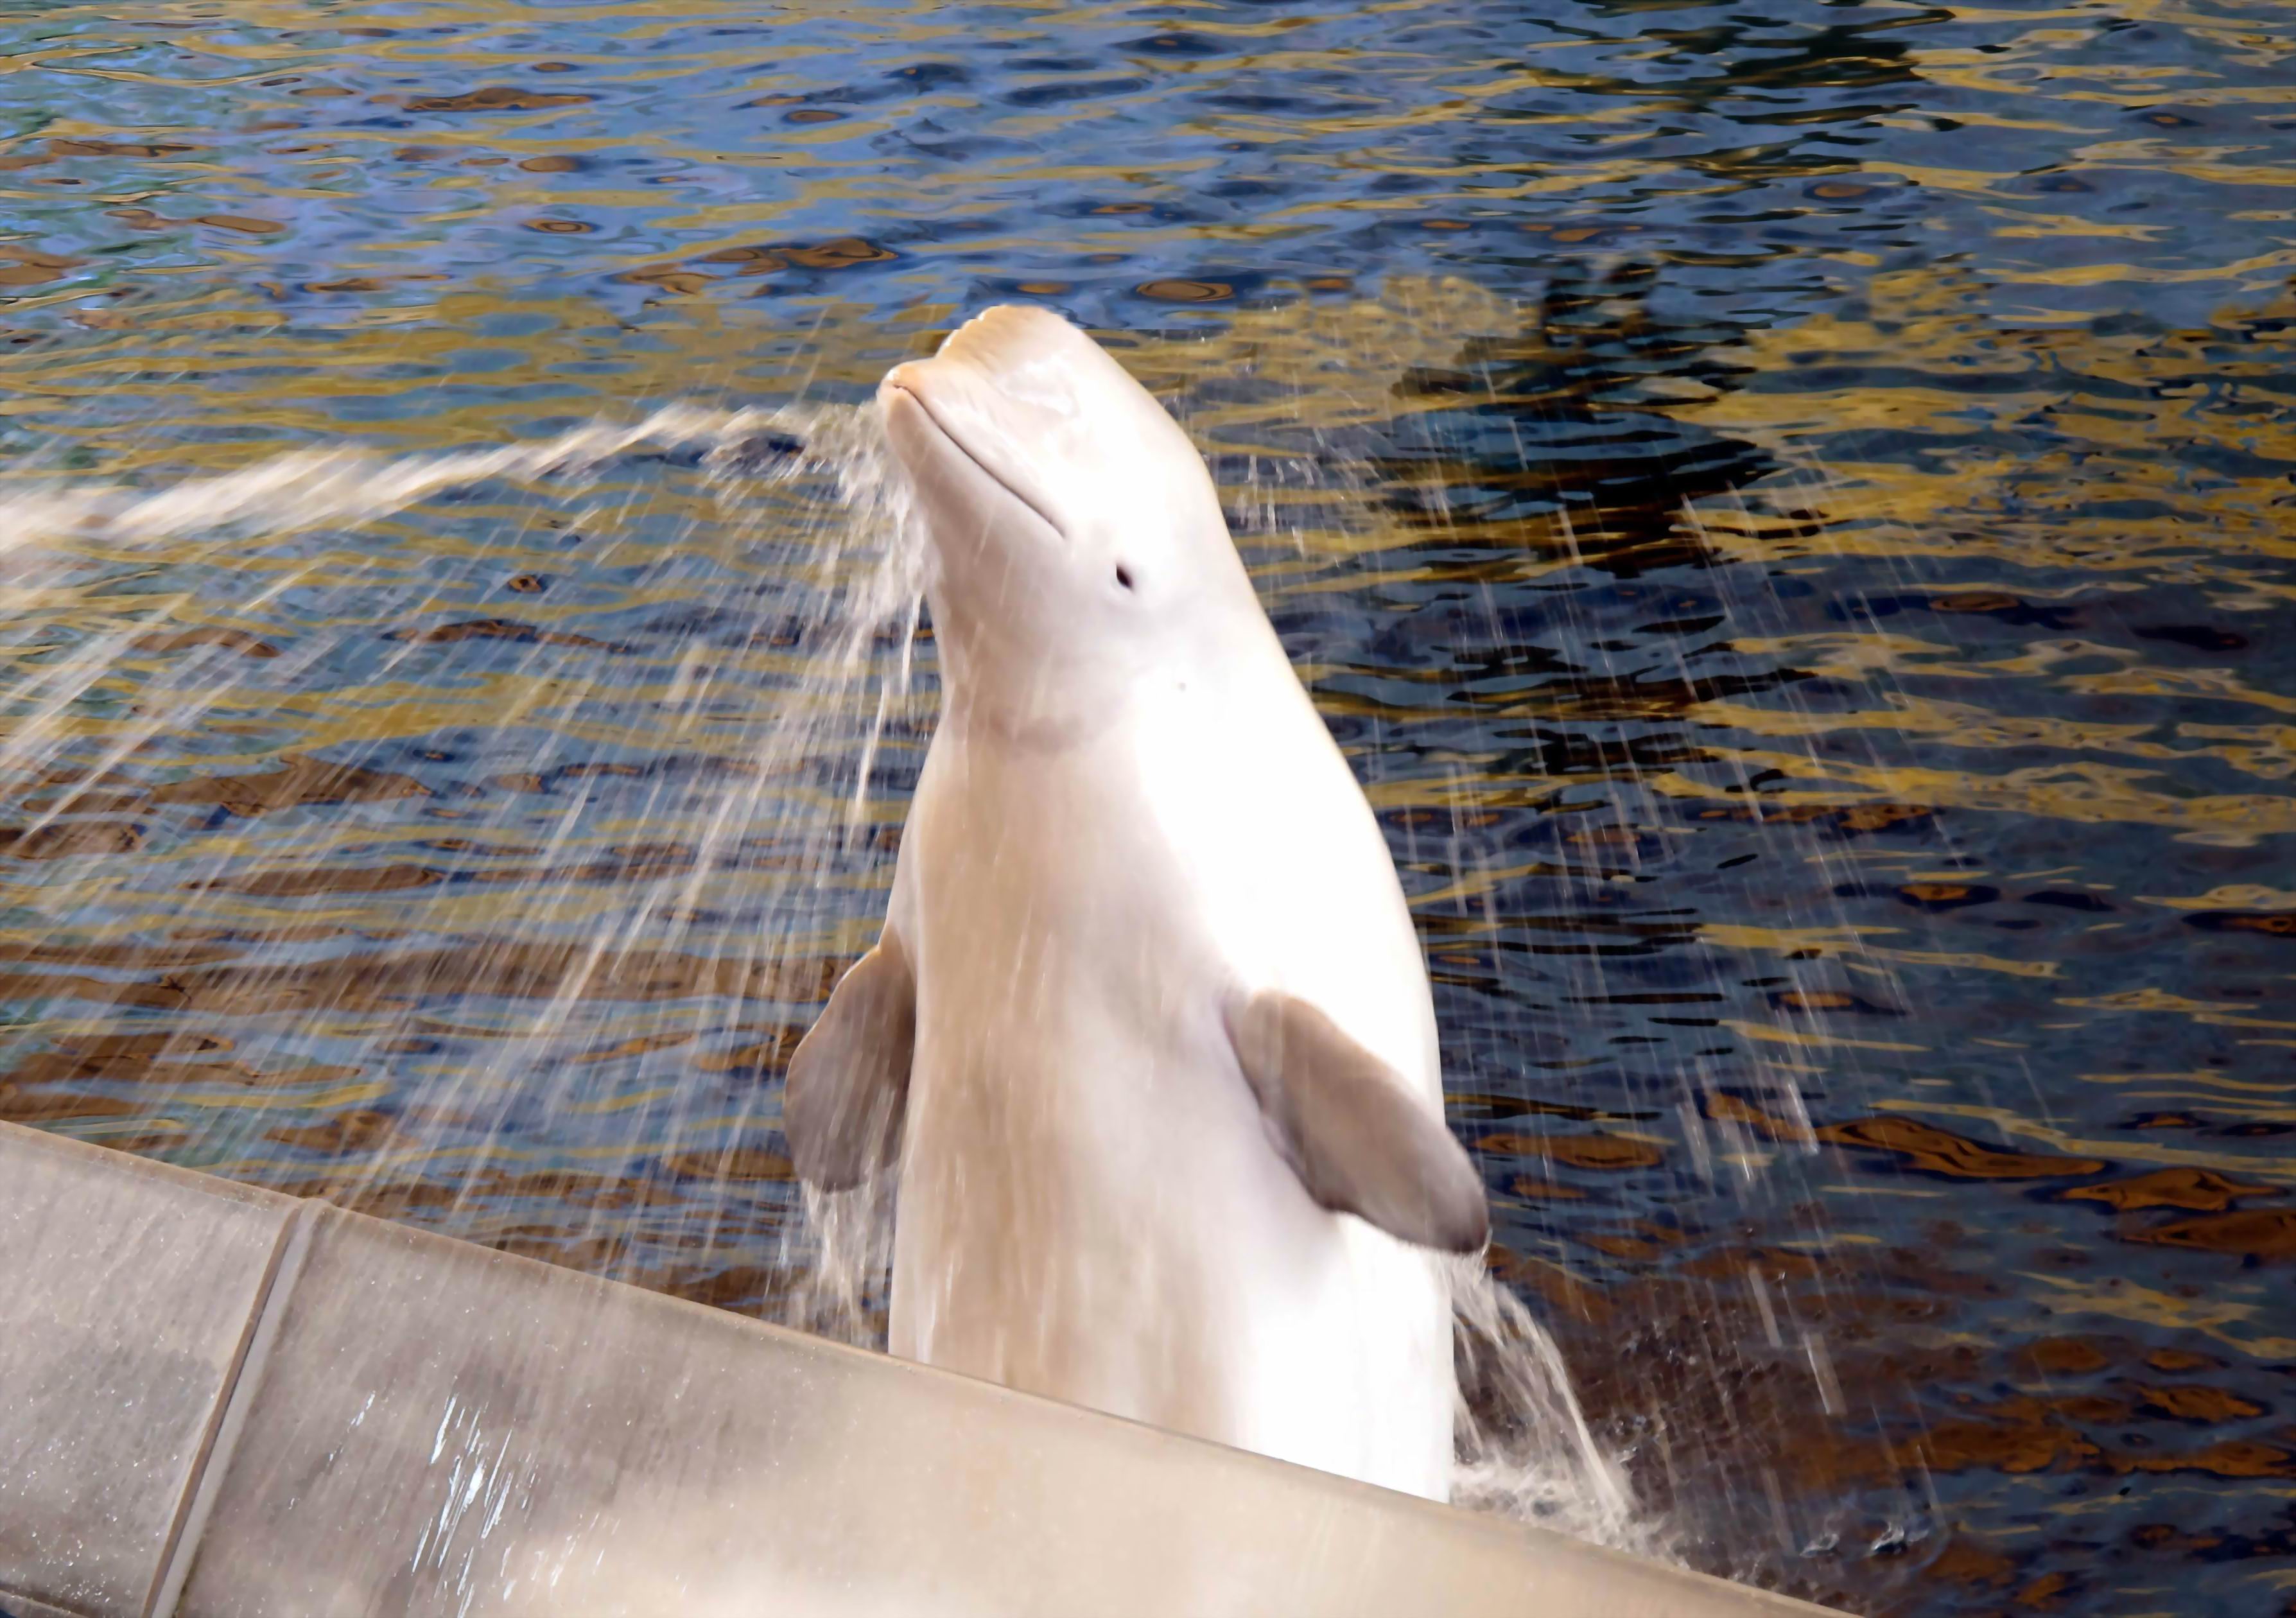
left=4, top=405, right=769, bottom=555
left=1452, top=1262, right=1645, bottom=1547
left=0, top=356, right=1657, bottom=1548
left=0, top=389, right=931, bottom=1317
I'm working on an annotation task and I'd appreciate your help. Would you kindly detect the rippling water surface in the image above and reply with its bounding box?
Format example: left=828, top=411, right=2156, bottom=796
left=3, top=3, right=2293, bottom=1612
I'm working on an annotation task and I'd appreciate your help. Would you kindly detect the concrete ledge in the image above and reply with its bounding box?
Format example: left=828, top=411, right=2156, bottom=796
left=0, top=1122, right=1838, bottom=1617
left=0, top=1127, right=296, bottom=1618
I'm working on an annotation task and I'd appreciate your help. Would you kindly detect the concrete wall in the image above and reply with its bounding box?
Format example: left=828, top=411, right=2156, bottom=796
left=0, top=1121, right=1838, bottom=1617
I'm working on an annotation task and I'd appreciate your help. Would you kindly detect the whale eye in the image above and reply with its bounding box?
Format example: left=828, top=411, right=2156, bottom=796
left=1115, top=564, right=1135, bottom=591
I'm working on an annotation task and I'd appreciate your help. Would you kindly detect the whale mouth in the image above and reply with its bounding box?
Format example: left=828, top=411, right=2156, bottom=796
left=885, top=379, right=1067, bottom=544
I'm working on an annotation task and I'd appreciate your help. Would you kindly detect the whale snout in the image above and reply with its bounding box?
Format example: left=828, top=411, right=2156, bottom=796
left=877, top=306, right=1216, bottom=544
left=875, top=303, right=1246, bottom=695
left=877, top=306, right=1123, bottom=552
left=880, top=372, right=1069, bottom=553
left=880, top=305, right=1104, bottom=430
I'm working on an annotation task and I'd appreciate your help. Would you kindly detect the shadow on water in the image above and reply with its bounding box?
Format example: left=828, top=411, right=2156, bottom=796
left=0, top=0, right=2293, bottom=1612
left=1374, top=263, right=1780, bottom=577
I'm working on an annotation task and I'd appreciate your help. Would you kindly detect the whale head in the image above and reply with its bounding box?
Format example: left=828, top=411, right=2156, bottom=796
left=879, top=306, right=1265, bottom=736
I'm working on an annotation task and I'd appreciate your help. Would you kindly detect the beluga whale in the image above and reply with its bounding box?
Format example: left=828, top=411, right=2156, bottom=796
left=783, top=305, right=1487, bottom=1501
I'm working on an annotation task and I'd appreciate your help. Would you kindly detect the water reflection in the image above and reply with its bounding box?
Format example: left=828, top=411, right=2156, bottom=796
left=1, top=1, right=2293, bottom=1613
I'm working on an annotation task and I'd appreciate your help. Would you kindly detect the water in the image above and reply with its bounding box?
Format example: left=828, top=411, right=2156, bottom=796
left=2, top=3, right=2292, bottom=1613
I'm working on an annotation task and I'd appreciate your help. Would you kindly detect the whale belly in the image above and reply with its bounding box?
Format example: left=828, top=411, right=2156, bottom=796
left=884, top=733, right=1455, bottom=1499
left=888, top=1010, right=1453, bottom=1499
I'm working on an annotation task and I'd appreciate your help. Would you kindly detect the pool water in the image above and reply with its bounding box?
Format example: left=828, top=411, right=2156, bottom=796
left=1, top=3, right=2292, bottom=1613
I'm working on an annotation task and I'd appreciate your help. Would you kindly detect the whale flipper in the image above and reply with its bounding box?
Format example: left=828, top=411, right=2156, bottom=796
left=1226, top=991, right=1489, bottom=1254
left=785, top=932, right=915, bottom=1190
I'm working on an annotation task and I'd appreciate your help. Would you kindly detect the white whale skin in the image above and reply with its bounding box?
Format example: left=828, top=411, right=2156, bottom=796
left=785, top=305, right=1486, bottom=1501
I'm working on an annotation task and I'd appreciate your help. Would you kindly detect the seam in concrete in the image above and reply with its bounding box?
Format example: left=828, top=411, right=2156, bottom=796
left=0, top=1592, right=94, bottom=1618
left=142, top=1198, right=317, bottom=1618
